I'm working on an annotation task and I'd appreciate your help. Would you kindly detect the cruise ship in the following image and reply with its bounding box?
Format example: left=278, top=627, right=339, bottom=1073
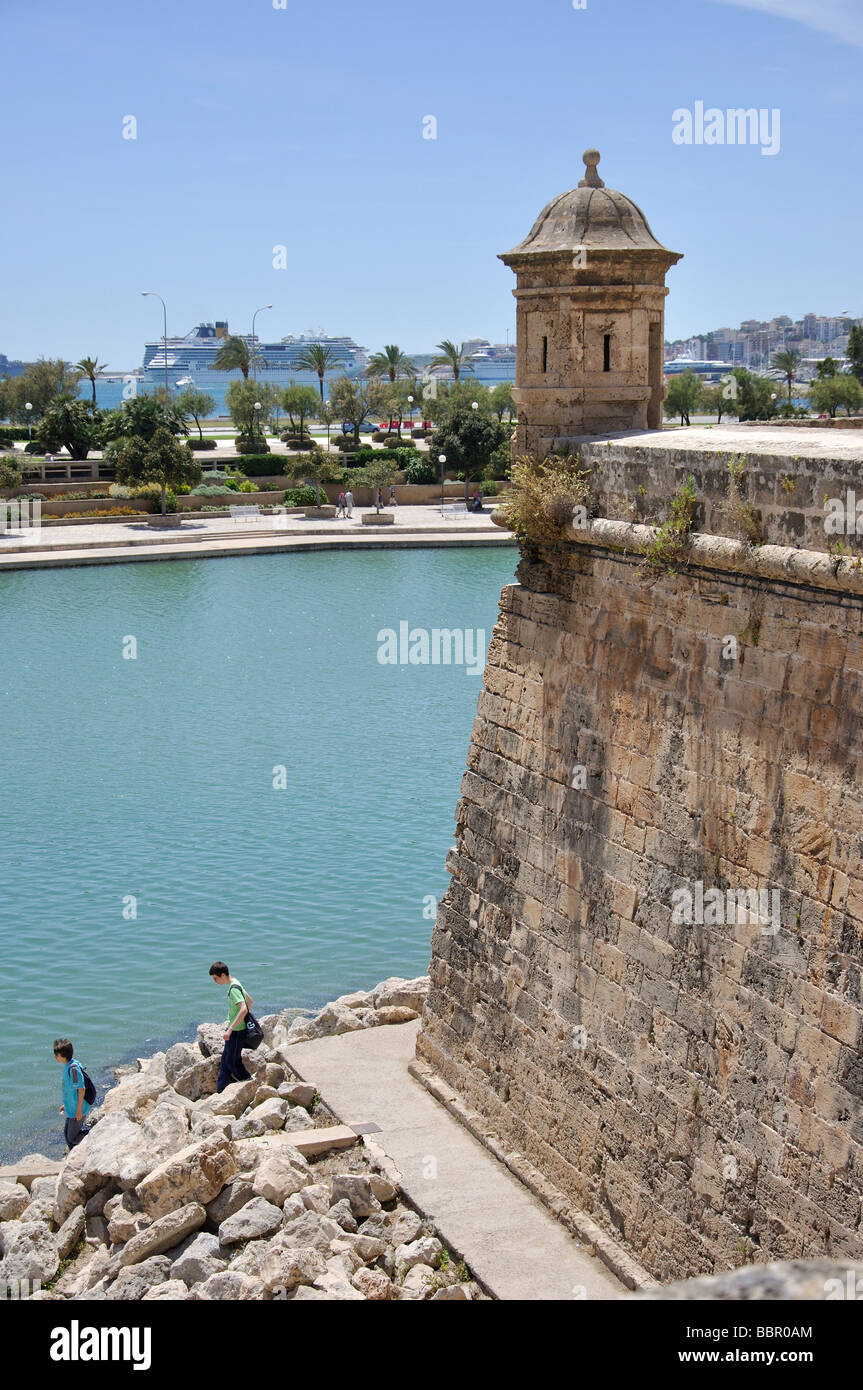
left=663, top=354, right=731, bottom=380
left=142, top=322, right=368, bottom=389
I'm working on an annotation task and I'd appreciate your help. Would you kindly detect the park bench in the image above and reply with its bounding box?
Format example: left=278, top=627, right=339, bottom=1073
left=440, top=501, right=469, bottom=518
left=229, top=504, right=261, bottom=525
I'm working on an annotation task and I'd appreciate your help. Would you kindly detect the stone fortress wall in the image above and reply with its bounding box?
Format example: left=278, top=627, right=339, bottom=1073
left=416, top=436, right=863, bottom=1282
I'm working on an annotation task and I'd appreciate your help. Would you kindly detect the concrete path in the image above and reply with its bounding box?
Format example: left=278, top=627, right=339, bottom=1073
left=0, top=507, right=515, bottom=572
left=287, top=1019, right=624, bottom=1301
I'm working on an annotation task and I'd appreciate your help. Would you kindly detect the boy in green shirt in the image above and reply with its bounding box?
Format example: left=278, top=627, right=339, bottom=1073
left=209, top=961, right=253, bottom=1092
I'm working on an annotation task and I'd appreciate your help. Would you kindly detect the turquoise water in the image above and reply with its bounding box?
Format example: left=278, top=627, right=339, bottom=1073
left=0, top=547, right=515, bottom=1160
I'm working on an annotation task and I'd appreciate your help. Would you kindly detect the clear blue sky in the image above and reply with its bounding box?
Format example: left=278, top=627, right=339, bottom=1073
left=2, top=0, right=860, bottom=367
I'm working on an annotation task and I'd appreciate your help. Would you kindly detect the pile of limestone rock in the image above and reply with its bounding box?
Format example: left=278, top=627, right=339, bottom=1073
left=0, top=976, right=483, bottom=1301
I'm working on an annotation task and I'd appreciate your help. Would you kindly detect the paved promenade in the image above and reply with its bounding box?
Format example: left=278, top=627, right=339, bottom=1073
left=288, top=1020, right=625, bottom=1301
left=0, top=506, right=514, bottom=572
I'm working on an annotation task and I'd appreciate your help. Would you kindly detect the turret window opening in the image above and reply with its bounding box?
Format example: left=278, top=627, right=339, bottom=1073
left=541, top=335, right=548, bottom=373
left=603, top=334, right=611, bottom=372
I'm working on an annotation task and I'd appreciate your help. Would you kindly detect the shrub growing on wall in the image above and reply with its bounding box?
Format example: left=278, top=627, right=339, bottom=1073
left=499, top=452, right=590, bottom=545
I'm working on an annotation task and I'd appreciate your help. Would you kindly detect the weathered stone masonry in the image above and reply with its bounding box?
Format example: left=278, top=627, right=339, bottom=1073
left=417, top=527, right=863, bottom=1282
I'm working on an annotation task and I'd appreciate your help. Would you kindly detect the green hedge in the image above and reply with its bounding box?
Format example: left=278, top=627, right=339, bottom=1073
left=283, top=485, right=320, bottom=506
left=0, top=427, right=32, bottom=442
left=188, top=438, right=218, bottom=450
left=235, top=437, right=270, bottom=455
left=230, top=456, right=283, bottom=476
left=342, top=446, right=419, bottom=467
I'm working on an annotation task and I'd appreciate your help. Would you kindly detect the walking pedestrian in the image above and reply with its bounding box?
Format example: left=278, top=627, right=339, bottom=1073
left=388, top=484, right=398, bottom=507
left=345, top=488, right=354, bottom=517
left=337, top=491, right=346, bottom=517
left=209, top=961, right=253, bottom=1092
left=53, top=1038, right=93, bottom=1150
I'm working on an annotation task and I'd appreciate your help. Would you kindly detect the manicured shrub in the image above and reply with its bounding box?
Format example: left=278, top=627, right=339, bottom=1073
left=23, top=441, right=44, bottom=455
left=0, top=428, right=32, bottom=442
left=333, top=435, right=357, bottom=452
left=403, top=459, right=436, bottom=485
left=188, top=438, right=218, bottom=450
left=283, top=485, right=320, bottom=506
left=235, top=437, right=270, bottom=455
left=231, top=455, right=282, bottom=476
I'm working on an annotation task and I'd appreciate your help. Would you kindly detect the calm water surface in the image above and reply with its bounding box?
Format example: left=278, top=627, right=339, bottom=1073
left=0, top=547, right=515, bottom=1159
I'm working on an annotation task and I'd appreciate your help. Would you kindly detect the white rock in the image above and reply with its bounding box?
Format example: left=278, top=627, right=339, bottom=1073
left=282, top=1194, right=305, bottom=1222
left=135, top=1136, right=236, bottom=1219
left=30, top=1177, right=59, bottom=1203
left=388, top=1208, right=424, bottom=1246
left=200, top=1079, right=257, bottom=1118
left=282, top=1106, right=315, bottom=1133
left=118, top=1202, right=206, bottom=1267
left=101, top=1070, right=170, bottom=1117
left=254, top=1244, right=326, bottom=1294
left=252, top=1155, right=310, bottom=1205
left=0, top=1220, right=59, bottom=1282
left=140, top=1101, right=191, bottom=1156
left=368, top=1174, right=398, bottom=1203
left=371, top=1006, right=420, bottom=1025
left=205, top=1179, right=255, bottom=1225
left=371, top=976, right=429, bottom=1013
left=432, top=1284, right=469, bottom=1300
left=330, top=1174, right=381, bottom=1220
left=164, top=1042, right=203, bottom=1086
left=69, top=1114, right=164, bottom=1193
left=278, top=1082, right=316, bottom=1108
left=173, top=1056, right=220, bottom=1101
left=400, top=1262, right=437, bottom=1299
left=300, top=1182, right=331, bottom=1215
left=0, top=1181, right=30, bottom=1222
left=105, top=1255, right=171, bottom=1300
left=313, top=1253, right=365, bottom=1300
left=56, top=1206, right=86, bottom=1261
left=194, top=1270, right=263, bottom=1300
left=169, top=1232, right=228, bottom=1286
left=396, top=1235, right=443, bottom=1270
left=142, top=1279, right=190, bottom=1300
left=218, top=1197, right=283, bottom=1246
left=352, top=1266, right=392, bottom=1299
left=196, top=1022, right=225, bottom=1058
left=334, top=991, right=372, bottom=1011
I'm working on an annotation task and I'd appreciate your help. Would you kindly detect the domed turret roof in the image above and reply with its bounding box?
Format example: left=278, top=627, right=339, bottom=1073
left=500, top=150, right=677, bottom=259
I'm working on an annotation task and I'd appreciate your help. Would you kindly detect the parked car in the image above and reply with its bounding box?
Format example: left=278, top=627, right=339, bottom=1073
left=341, top=421, right=376, bottom=435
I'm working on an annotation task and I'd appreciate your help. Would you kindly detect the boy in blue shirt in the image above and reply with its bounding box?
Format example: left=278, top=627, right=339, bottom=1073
left=53, top=1038, right=92, bottom=1149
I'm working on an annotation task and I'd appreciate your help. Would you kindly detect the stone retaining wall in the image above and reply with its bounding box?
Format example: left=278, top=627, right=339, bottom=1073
left=417, top=528, right=863, bottom=1282
left=578, top=440, right=863, bottom=555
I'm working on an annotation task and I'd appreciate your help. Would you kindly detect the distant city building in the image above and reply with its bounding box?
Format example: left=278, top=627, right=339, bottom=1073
left=665, top=309, right=860, bottom=376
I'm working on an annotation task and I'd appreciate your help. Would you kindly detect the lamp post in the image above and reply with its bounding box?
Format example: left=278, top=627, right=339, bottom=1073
left=407, top=394, right=414, bottom=434
left=141, top=292, right=169, bottom=402
left=468, top=400, right=479, bottom=501
left=438, top=453, right=446, bottom=513
left=254, top=400, right=262, bottom=452
left=25, top=401, right=32, bottom=441
left=251, top=305, right=272, bottom=381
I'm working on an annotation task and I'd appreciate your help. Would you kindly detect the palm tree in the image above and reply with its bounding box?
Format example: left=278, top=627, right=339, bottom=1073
left=771, top=348, right=801, bottom=405
left=430, top=339, right=474, bottom=382
left=366, top=344, right=415, bottom=382
left=76, top=356, right=109, bottom=404
left=294, top=342, right=340, bottom=401
left=210, top=335, right=257, bottom=380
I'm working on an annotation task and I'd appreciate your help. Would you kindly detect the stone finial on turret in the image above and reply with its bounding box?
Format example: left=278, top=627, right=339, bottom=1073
left=578, top=148, right=605, bottom=189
